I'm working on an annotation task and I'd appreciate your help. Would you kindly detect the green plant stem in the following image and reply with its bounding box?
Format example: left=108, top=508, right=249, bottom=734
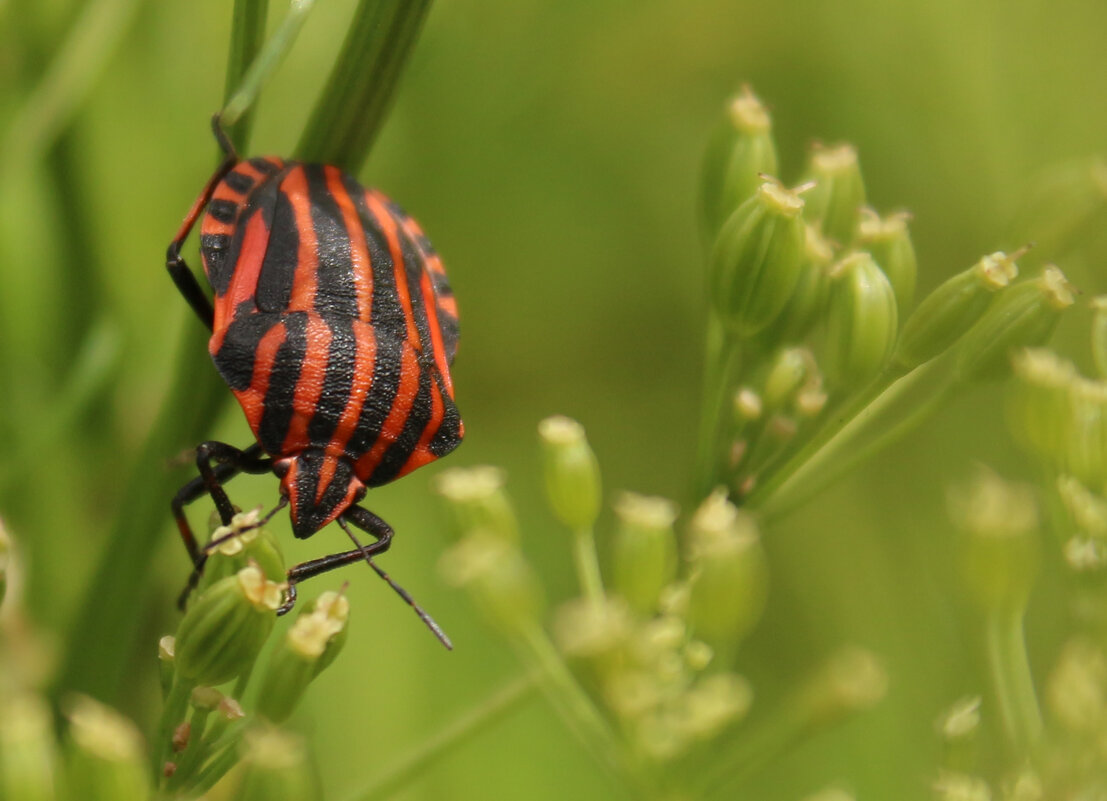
left=155, top=675, right=196, bottom=780
left=514, top=622, right=647, bottom=792
left=295, top=0, right=435, bottom=171
left=747, top=355, right=957, bottom=521
left=984, top=607, right=1042, bottom=756
left=572, top=526, right=606, bottom=606
left=344, top=672, right=539, bottom=801
left=694, top=314, right=742, bottom=501
left=220, top=0, right=271, bottom=148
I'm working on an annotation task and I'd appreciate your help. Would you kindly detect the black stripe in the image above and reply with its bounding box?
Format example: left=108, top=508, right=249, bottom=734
left=368, top=362, right=433, bottom=487
left=342, top=175, right=407, bottom=460
left=249, top=157, right=281, bottom=174
left=258, top=312, right=308, bottom=454
left=255, top=174, right=298, bottom=313
left=306, top=165, right=358, bottom=319
left=414, top=232, right=437, bottom=256
left=225, top=171, right=255, bottom=194
left=428, top=372, right=463, bottom=457
left=207, top=198, right=238, bottom=224
left=394, top=220, right=436, bottom=357
left=307, top=316, right=357, bottom=447
left=212, top=307, right=279, bottom=392
left=200, top=234, right=233, bottom=294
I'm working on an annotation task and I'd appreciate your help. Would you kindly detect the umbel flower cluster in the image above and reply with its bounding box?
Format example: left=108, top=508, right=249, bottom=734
left=0, top=512, right=347, bottom=800
left=434, top=418, right=887, bottom=798
left=695, top=87, right=1075, bottom=516
left=929, top=303, right=1107, bottom=799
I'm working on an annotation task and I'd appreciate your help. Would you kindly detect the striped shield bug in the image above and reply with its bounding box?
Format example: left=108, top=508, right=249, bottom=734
left=166, top=117, right=462, bottom=645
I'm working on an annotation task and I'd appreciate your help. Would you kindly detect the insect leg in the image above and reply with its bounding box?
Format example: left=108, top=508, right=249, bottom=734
left=165, top=123, right=239, bottom=330
left=172, top=441, right=270, bottom=608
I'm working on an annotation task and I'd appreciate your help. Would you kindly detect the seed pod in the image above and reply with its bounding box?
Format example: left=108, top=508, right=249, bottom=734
left=174, top=565, right=282, bottom=686
left=700, top=86, right=779, bottom=243
left=433, top=466, right=518, bottom=543
left=538, top=416, right=602, bottom=531
left=611, top=493, right=679, bottom=614
left=895, top=250, right=1019, bottom=372
left=197, top=510, right=286, bottom=594
left=63, top=696, right=150, bottom=801
left=801, top=144, right=866, bottom=245
left=711, top=179, right=807, bottom=337
left=754, top=224, right=835, bottom=347
left=954, top=265, right=1075, bottom=381
left=856, top=208, right=917, bottom=314
left=762, top=347, right=810, bottom=411
left=822, top=252, right=898, bottom=389
left=233, top=727, right=319, bottom=801
left=256, top=592, right=351, bottom=723
left=950, top=468, right=1039, bottom=614
left=1007, top=348, right=1077, bottom=461
left=685, top=491, right=768, bottom=655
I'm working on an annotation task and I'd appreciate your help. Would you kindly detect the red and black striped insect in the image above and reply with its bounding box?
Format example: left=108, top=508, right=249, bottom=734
left=167, top=118, right=462, bottom=642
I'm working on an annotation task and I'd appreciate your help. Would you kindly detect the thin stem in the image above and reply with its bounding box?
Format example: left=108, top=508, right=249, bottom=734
left=220, top=0, right=272, bottom=148
left=344, top=673, right=539, bottom=801
left=748, top=355, right=957, bottom=521
left=984, top=607, right=1042, bottom=756
left=221, top=0, right=317, bottom=133
left=572, top=526, right=605, bottom=606
left=295, top=0, right=435, bottom=171
left=694, top=314, right=741, bottom=501
left=154, top=675, right=195, bottom=781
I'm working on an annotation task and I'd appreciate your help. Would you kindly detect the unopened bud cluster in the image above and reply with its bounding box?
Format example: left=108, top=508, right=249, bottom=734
left=698, top=87, right=1075, bottom=501
left=437, top=417, right=886, bottom=782
left=152, top=515, right=341, bottom=798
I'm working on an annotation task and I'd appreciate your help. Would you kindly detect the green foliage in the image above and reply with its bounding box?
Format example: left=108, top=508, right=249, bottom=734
left=1, top=1, right=1107, bottom=800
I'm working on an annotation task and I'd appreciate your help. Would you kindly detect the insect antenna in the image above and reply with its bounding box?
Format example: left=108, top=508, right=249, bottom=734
left=337, top=517, right=453, bottom=650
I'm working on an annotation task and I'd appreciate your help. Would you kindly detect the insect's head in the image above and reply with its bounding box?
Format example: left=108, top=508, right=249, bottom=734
left=274, top=449, right=365, bottom=539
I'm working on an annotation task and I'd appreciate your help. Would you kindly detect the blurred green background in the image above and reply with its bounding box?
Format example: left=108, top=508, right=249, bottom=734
left=1, top=0, right=1105, bottom=798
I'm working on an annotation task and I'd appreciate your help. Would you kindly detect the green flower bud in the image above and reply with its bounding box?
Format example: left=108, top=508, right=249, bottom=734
left=932, top=772, right=992, bottom=801
left=1092, top=296, right=1107, bottom=379
left=158, top=636, right=176, bottom=698
left=685, top=490, right=768, bottom=655
left=754, top=225, right=835, bottom=347
left=935, top=696, right=981, bottom=774
left=801, top=143, right=866, bottom=245
left=954, top=266, right=1075, bottom=381
left=895, top=250, right=1019, bottom=372
left=673, top=672, right=753, bottom=741
left=1063, top=377, right=1107, bottom=489
left=762, top=347, right=810, bottom=411
left=233, top=726, right=319, bottom=801
left=700, top=86, right=779, bottom=242
left=63, top=696, right=150, bottom=801
left=433, top=466, right=518, bottom=542
left=537, top=416, right=602, bottom=531
left=857, top=208, right=917, bottom=314
left=1008, top=348, right=1077, bottom=461
left=256, top=592, right=350, bottom=723
left=710, top=179, right=807, bottom=337
left=0, top=694, right=59, bottom=801
left=553, top=596, right=633, bottom=663
left=439, top=534, right=544, bottom=635
left=197, top=510, right=286, bottom=593
left=822, top=252, right=898, bottom=389
left=950, top=468, right=1039, bottom=613
left=1046, top=637, right=1107, bottom=734
left=174, top=565, right=282, bottom=686
left=611, top=493, right=679, bottom=614
left=802, top=646, right=888, bottom=724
